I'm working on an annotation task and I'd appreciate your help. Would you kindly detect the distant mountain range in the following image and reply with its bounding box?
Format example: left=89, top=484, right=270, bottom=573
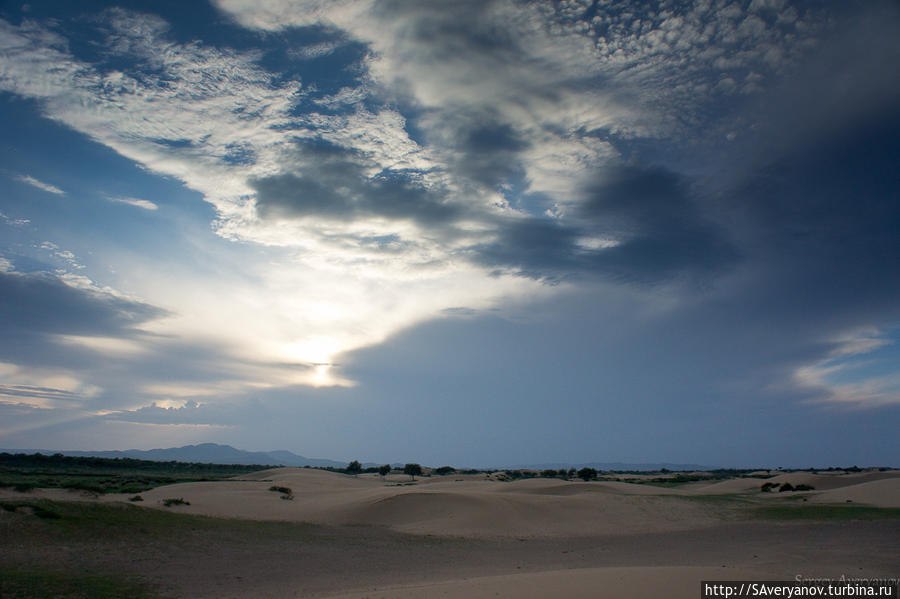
left=0, top=443, right=351, bottom=468
left=0, top=443, right=716, bottom=471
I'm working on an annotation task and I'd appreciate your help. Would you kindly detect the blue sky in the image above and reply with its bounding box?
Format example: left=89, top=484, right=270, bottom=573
left=1, top=0, right=898, bottom=467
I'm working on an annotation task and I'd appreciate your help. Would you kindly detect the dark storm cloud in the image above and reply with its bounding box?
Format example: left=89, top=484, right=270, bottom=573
left=448, top=119, right=530, bottom=188
left=729, top=108, right=900, bottom=327
left=0, top=270, right=166, bottom=338
left=0, top=270, right=167, bottom=370
left=251, top=140, right=461, bottom=227
left=580, top=166, right=738, bottom=281
left=472, top=164, right=738, bottom=283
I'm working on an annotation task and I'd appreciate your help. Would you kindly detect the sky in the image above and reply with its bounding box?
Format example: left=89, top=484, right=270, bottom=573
left=0, top=0, right=898, bottom=468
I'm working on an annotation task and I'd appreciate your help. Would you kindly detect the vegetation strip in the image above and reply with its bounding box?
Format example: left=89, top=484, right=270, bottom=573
left=0, top=452, right=271, bottom=494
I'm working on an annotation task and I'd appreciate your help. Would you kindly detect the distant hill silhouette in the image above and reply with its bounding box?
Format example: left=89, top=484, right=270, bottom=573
left=1, top=443, right=716, bottom=471
left=0, top=443, right=346, bottom=468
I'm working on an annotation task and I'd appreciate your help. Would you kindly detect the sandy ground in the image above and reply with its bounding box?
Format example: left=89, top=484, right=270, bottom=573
left=2, top=468, right=898, bottom=598
left=320, top=567, right=772, bottom=599
left=86, top=467, right=900, bottom=535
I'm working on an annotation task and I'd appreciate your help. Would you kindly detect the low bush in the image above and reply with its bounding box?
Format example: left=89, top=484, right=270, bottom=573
left=794, top=484, right=815, bottom=491
left=577, top=467, right=597, bottom=481
left=162, top=498, right=190, bottom=507
left=268, top=485, right=293, bottom=500
left=778, top=483, right=794, bottom=492
left=129, top=495, right=143, bottom=502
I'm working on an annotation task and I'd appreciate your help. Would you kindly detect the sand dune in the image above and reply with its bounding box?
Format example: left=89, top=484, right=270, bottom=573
left=4, top=467, right=898, bottom=599
left=90, top=467, right=899, bottom=538
left=808, top=477, right=900, bottom=507
left=122, top=469, right=722, bottom=537
left=755, top=470, right=900, bottom=491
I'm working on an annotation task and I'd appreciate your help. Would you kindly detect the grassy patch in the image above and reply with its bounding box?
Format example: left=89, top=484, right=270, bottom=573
left=753, top=505, right=900, bottom=521
left=0, top=567, right=164, bottom=599
left=1, top=500, right=61, bottom=519
left=0, top=499, right=326, bottom=544
left=0, top=452, right=269, bottom=494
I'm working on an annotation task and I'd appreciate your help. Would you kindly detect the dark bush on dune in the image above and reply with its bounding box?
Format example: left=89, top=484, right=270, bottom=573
left=778, top=483, right=795, bottom=493
left=577, top=467, right=597, bottom=481
left=268, top=486, right=293, bottom=500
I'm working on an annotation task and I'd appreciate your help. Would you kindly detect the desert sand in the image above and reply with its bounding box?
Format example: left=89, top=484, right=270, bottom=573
left=3, top=468, right=898, bottom=598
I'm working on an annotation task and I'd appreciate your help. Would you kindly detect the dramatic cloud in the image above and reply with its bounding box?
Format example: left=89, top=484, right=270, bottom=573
left=0, top=269, right=165, bottom=340
left=0, top=1, right=897, bottom=464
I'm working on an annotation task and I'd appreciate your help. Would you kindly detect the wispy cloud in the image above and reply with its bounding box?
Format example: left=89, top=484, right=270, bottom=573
left=16, top=174, right=64, bottom=195
left=108, top=196, right=158, bottom=211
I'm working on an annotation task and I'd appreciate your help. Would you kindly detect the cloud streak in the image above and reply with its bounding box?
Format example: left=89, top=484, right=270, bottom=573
left=16, top=174, right=64, bottom=195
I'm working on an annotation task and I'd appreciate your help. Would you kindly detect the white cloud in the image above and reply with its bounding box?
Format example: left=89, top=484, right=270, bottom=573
left=108, top=196, right=158, bottom=211
left=793, top=330, right=900, bottom=407
left=16, top=174, right=64, bottom=195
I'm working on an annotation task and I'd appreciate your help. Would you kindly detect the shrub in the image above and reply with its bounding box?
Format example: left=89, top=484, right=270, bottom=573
left=794, top=484, right=815, bottom=491
left=162, top=498, right=190, bottom=507
left=346, top=460, right=362, bottom=475
left=541, top=469, right=559, bottom=478
left=761, top=482, right=777, bottom=492
left=577, top=467, right=597, bottom=481
left=128, top=495, right=143, bottom=502
left=268, top=486, right=293, bottom=500
left=378, top=464, right=391, bottom=477
left=778, top=483, right=794, bottom=493
left=403, top=463, right=422, bottom=480
left=433, top=466, right=456, bottom=475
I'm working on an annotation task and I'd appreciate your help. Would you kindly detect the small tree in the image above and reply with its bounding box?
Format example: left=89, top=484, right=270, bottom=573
left=404, top=463, right=422, bottom=481
left=378, top=464, right=391, bottom=478
left=577, top=467, right=597, bottom=481
left=347, top=460, right=362, bottom=476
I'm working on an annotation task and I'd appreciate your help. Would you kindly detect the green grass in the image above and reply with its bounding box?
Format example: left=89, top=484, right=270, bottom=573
left=753, top=505, right=900, bottom=521
left=0, top=567, right=164, bottom=599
